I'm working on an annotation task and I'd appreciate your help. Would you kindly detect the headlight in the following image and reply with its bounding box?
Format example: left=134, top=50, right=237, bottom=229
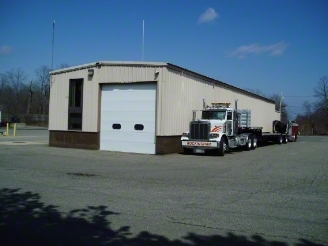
left=182, top=132, right=189, bottom=137
left=209, top=133, right=220, bottom=138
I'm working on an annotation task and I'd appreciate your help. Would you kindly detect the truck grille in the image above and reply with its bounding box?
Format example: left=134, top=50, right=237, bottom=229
left=190, top=121, right=210, bottom=140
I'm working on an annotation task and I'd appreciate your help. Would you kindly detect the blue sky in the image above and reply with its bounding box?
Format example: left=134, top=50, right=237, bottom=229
left=1, top=0, right=327, bottom=117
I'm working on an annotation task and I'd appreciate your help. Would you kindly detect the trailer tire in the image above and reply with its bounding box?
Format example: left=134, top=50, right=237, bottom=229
left=218, top=139, right=226, bottom=156
left=251, top=135, right=257, bottom=149
left=244, top=137, right=252, bottom=151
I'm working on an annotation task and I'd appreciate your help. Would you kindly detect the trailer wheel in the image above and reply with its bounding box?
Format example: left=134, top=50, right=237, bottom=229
left=251, top=135, right=257, bottom=149
left=244, top=137, right=252, bottom=151
left=218, top=139, right=226, bottom=156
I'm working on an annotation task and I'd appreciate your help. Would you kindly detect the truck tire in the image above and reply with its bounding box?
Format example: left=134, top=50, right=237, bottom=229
left=183, top=147, right=193, bottom=155
left=251, top=135, right=257, bottom=149
left=218, top=139, right=226, bottom=156
left=277, top=135, right=283, bottom=144
left=283, top=135, right=288, bottom=144
left=244, top=137, right=252, bottom=151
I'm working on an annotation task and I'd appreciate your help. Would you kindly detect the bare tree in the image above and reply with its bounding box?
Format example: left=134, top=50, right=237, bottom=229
left=0, top=73, right=8, bottom=120
left=0, top=73, right=8, bottom=98
left=296, top=76, right=328, bottom=135
left=26, top=81, right=33, bottom=115
left=313, top=76, right=328, bottom=133
left=302, top=101, right=312, bottom=117
left=4, top=69, right=28, bottom=117
left=58, top=63, right=70, bottom=69
left=244, top=88, right=266, bottom=97
left=6, top=68, right=27, bottom=91
left=301, top=101, right=314, bottom=134
left=314, top=76, right=328, bottom=108
left=35, top=65, right=51, bottom=114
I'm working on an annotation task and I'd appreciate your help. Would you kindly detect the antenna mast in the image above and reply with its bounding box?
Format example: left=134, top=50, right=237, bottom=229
left=52, top=20, right=55, bottom=70
left=142, top=20, right=144, bottom=61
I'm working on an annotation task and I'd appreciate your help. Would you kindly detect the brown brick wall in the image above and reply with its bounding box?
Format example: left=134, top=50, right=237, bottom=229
left=49, top=131, right=99, bottom=150
left=49, top=131, right=182, bottom=154
left=156, top=136, right=183, bottom=154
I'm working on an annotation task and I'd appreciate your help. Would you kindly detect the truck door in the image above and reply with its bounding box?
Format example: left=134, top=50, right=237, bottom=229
left=227, top=111, right=233, bottom=135
left=233, top=111, right=238, bottom=135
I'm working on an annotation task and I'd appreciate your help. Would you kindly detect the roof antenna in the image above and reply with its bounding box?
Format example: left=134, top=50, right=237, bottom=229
left=142, top=20, right=145, bottom=61
left=52, top=20, right=55, bottom=70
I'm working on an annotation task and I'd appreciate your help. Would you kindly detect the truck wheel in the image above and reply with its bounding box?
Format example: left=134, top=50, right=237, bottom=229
left=277, top=135, right=282, bottom=144
left=244, top=137, right=252, bottom=151
left=251, top=135, right=257, bottom=149
left=294, top=135, right=298, bottom=142
left=283, top=136, right=288, bottom=144
left=183, top=147, right=193, bottom=155
left=218, top=139, right=226, bottom=156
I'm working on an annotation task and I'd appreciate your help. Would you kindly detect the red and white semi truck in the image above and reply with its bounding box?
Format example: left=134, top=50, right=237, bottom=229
left=181, top=102, right=298, bottom=156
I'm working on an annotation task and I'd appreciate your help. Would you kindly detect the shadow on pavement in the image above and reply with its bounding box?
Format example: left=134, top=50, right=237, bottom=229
left=0, top=188, right=325, bottom=246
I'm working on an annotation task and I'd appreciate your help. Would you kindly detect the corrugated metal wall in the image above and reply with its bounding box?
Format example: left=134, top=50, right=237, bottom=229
left=50, top=63, right=280, bottom=136
left=49, top=72, right=69, bottom=130
left=49, top=68, right=99, bottom=132
left=157, top=67, right=280, bottom=135
left=98, top=66, right=159, bottom=83
left=49, top=65, right=160, bottom=132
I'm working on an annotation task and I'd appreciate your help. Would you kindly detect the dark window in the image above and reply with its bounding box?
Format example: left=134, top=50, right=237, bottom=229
left=112, top=124, right=121, bottom=130
left=202, top=111, right=226, bottom=120
left=227, top=112, right=232, bottom=120
left=68, top=79, right=83, bottom=130
left=134, top=124, right=144, bottom=131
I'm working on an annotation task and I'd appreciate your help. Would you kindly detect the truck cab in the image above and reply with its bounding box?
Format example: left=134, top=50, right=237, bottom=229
left=181, top=103, right=253, bottom=156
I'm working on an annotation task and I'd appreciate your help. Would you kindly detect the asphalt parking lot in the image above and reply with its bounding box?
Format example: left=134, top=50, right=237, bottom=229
left=0, top=128, right=327, bottom=246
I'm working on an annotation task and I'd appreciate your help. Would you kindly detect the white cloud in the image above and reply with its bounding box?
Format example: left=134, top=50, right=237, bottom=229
left=0, top=45, right=13, bottom=55
left=198, top=8, right=219, bottom=24
left=229, top=42, right=289, bottom=58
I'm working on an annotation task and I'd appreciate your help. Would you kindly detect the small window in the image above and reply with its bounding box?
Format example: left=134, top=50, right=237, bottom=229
left=227, top=112, right=232, bottom=120
left=112, top=124, right=121, bottom=130
left=68, top=79, right=83, bottom=130
left=69, top=80, right=83, bottom=107
left=69, top=113, right=82, bottom=129
left=134, top=124, right=144, bottom=131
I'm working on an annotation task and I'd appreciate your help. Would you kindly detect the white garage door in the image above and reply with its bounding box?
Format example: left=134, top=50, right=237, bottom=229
left=100, top=83, right=156, bottom=154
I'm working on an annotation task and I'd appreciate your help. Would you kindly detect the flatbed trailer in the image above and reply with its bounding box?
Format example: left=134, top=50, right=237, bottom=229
left=238, top=124, right=290, bottom=145
left=181, top=102, right=298, bottom=156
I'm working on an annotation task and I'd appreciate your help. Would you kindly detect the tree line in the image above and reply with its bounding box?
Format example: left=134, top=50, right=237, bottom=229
left=247, top=76, right=328, bottom=135
left=0, top=64, right=68, bottom=125
left=295, top=76, right=328, bottom=135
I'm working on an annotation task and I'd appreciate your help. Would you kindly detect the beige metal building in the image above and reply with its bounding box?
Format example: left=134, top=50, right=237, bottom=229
left=49, top=61, right=280, bottom=154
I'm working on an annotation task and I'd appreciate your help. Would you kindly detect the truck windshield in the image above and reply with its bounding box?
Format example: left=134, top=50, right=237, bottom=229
left=202, top=111, right=226, bottom=120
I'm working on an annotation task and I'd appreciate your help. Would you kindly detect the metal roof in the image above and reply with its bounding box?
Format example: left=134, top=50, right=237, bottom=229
left=50, top=61, right=275, bottom=104
left=49, top=61, right=168, bottom=75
